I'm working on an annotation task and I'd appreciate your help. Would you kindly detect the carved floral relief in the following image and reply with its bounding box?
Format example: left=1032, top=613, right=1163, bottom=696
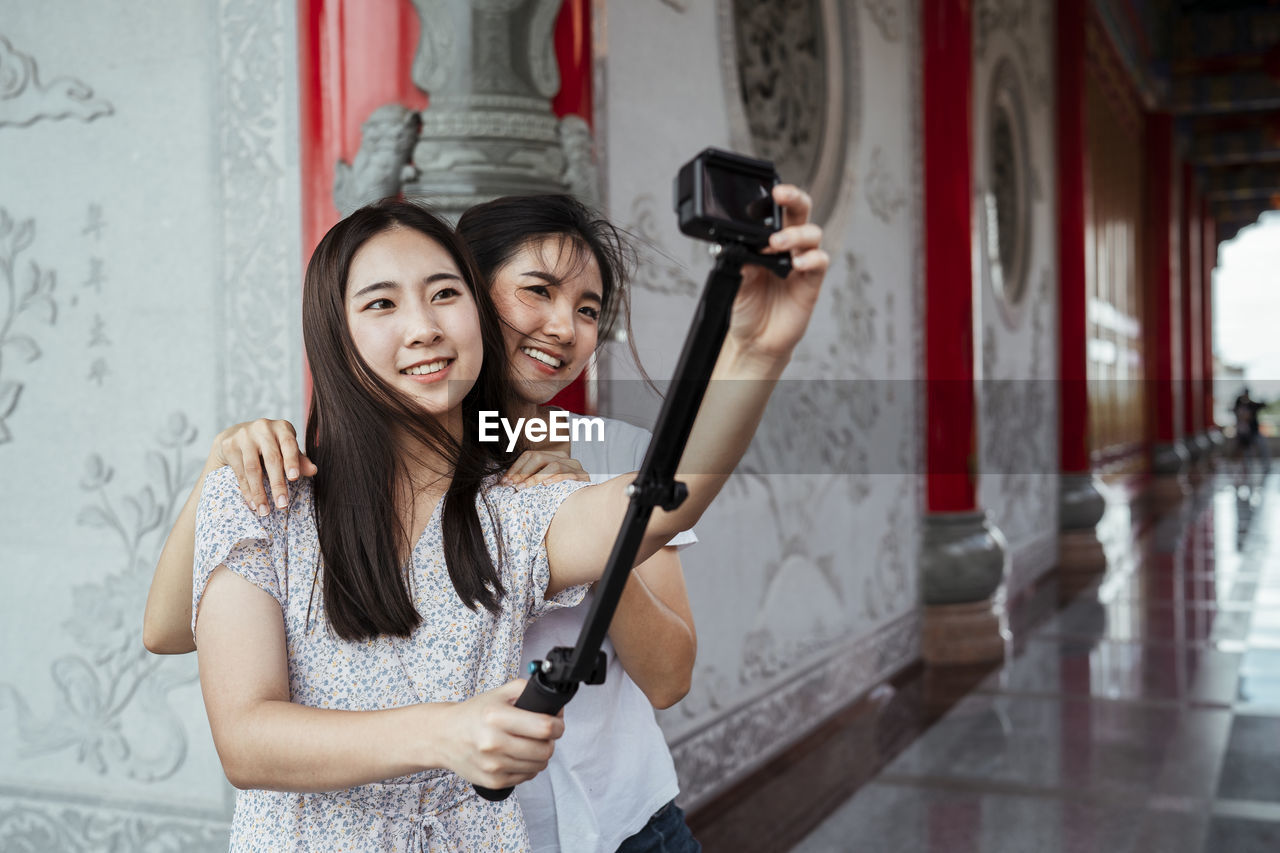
left=865, top=146, right=908, bottom=224
left=623, top=194, right=702, bottom=299
left=0, top=414, right=203, bottom=784
left=0, top=208, right=57, bottom=443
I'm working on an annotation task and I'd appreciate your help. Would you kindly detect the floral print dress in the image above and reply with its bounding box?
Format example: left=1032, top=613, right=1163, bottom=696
left=193, top=466, right=588, bottom=852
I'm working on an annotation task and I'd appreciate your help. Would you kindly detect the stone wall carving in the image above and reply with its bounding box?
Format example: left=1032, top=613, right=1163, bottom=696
left=0, top=415, right=201, bottom=784
left=864, top=0, right=904, bottom=43
left=835, top=251, right=877, bottom=358
left=974, top=0, right=1050, bottom=109
left=0, top=202, right=114, bottom=430
left=982, top=57, right=1033, bottom=317
left=623, top=194, right=702, bottom=299
left=0, top=34, right=113, bottom=128
left=730, top=0, right=826, bottom=188
left=601, top=0, right=917, bottom=807
left=216, top=0, right=302, bottom=426
left=863, top=480, right=914, bottom=621
left=1, top=2, right=300, bottom=844
left=718, top=0, right=859, bottom=224
left=974, top=0, right=1030, bottom=60
left=0, top=797, right=226, bottom=853
left=0, top=208, right=57, bottom=442
left=908, top=0, right=926, bottom=496
left=974, top=1, right=1058, bottom=582
left=865, top=146, right=908, bottom=223
left=669, top=611, right=919, bottom=809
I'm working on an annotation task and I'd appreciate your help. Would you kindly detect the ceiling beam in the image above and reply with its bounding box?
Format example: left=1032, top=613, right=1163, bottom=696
left=1210, top=198, right=1280, bottom=226
left=1189, top=123, right=1280, bottom=164
left=1170, top=72, right=1280, bottom=115
left=1201, top=163, right=1280, bottom=201
left=1172, top=10, right=1280, bottom=64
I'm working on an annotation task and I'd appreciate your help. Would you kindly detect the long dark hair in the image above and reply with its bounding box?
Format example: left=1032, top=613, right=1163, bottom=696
left=302, top=200, right=516, bottom=641
left=457, top=194, right=641, bottom=364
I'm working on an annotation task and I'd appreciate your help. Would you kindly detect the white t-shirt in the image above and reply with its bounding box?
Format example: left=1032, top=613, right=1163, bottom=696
left=516, top=413, right=697, bottom=853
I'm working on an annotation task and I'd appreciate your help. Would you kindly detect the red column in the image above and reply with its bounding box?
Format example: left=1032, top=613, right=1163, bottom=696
left=1057, top=0, right=1089, bottom=476
left=924, top=0, right=976, bottom=513
left=551, top=0, right=592, bottom=121
left=1145, top=115, right=1181, bottom=448
left=298, top=0, right=426, bottom=264
left=297, top=0, right=594, bottom=412
left=298, top=0, right=428, bottom=405
left=547, top=0, right=593, bottom=414
left=1181, top=164, right=1202, bottom=437
left=1202, top=206, right=1217, bottom=428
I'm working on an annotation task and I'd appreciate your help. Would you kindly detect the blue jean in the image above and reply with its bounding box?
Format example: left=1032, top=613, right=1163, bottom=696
left=615, top=800, right=701, bottom=853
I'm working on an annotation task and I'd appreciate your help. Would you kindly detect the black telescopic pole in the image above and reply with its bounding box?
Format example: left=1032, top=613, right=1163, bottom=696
left=474, top=244, right=787, bottom=802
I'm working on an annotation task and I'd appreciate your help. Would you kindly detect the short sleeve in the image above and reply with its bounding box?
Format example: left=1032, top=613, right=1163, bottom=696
left=192, top=466, right=286, bottom=638
left=493, top=479, right=592, bottom=623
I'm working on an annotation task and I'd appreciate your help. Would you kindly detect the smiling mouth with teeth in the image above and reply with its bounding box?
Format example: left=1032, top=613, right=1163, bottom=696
left=401, top=360, right=451, bottom=376
left=520, top=347, right=564, bottom=369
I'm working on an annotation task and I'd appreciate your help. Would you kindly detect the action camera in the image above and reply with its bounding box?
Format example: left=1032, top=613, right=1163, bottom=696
left=674, top=148, right=782, bottom=249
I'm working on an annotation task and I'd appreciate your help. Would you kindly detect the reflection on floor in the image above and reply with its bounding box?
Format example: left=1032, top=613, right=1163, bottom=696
left=791, top=467, right=1280, bottom=852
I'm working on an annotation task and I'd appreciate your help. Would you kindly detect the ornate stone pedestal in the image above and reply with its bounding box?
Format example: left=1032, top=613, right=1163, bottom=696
left=1057, top=474, right=1107, bottom=600
left=1058, top=529, right=1104, bottom=600
left=1207, top=426, right=1226, bottom=458
left=1149, top=439, right=1190, bottom=506
left=921, top=598, right=1008, bottom=665
left=921, top=511, right=1007, bottom=665
left=1191, top=430, right=1216, bottom=484
left=334, top=0, right=596, bottom=221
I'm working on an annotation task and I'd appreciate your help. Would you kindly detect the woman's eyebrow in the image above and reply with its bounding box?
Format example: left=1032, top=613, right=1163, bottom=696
left=425, top=271, right=463, bottom=284
left=351, top=272, right=461, bottom=300
left=351, top=280, right=398, bottom=300
left=521, top=269, right=562, bottom=286
left=522, top=270, right=601, bottom=303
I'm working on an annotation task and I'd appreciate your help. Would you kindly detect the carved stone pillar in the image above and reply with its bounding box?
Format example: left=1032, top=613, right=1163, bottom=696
left=399, top=0, right=594, bottom=219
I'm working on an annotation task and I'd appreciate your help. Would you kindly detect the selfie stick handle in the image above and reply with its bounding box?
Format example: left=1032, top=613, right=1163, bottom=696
left=474, top=243, right=787, bottom=803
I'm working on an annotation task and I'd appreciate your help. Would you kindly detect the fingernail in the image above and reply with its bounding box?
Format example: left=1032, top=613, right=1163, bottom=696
left=287, top=468, right=299, bottom=479
left=257, top=504, right=270, bottom=517
left=276, top=494, right=288, bottom=509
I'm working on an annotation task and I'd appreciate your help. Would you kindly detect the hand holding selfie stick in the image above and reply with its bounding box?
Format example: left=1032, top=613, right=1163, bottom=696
left=475, top=149, right=790, bottom=802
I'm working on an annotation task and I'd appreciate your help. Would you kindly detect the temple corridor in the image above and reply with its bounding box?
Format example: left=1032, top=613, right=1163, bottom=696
left=784, top=466, right=1280, bottom=852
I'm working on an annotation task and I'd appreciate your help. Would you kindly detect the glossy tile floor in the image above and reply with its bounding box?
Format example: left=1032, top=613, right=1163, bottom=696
left=793, top=467, right=1280, bottom=853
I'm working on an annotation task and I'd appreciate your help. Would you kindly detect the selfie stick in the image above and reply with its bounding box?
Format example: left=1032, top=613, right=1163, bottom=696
left=474, top=243, right=791, bottom=801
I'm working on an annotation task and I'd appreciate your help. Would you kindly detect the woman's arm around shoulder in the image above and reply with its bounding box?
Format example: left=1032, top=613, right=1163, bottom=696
left=143, top=419, right=315, bottom=654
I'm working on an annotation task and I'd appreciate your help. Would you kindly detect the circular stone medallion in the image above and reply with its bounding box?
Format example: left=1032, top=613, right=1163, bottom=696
left=720, top=0, right=859, bottom=225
